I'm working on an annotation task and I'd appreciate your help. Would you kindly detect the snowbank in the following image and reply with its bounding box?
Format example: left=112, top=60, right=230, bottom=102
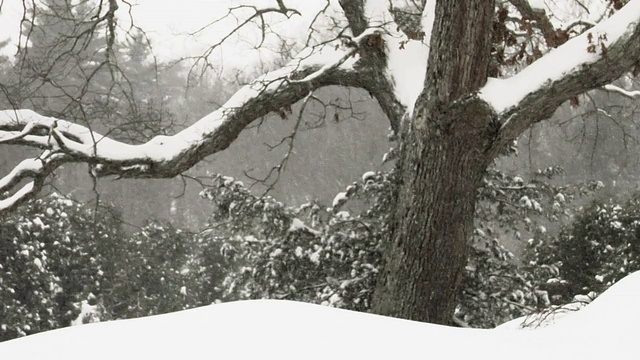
left=2, top=271, right=640, bottom=359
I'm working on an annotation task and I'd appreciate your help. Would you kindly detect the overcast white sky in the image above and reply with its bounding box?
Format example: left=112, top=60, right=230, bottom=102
left=0, top=0, right=237, bottom=55
left=0, top=0, right=611, bottom=76
left=0, top=0, right=332, bottom=73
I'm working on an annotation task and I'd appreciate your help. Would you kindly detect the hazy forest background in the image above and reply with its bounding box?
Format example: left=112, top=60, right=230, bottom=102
left=2, top=0, right=640, bottom=341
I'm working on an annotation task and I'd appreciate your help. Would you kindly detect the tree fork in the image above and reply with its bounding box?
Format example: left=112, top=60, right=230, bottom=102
left=371, top=0, right=496, bottom=324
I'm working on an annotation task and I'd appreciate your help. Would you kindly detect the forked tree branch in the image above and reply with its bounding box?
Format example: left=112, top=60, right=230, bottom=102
left=0, top=30, right=382, bottom=213
left=338, top=0, right=368, bottom=36
left=509, top=0, right=564, bottom=47
left=480, top=0, right=640, bottom=147
left=4, top=0, right=640, bottom=216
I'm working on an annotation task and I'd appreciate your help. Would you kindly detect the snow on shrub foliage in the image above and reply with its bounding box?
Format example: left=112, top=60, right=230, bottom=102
left=0, top=193, right=123, bottom=341
left=104, top=220, right=202, bottom=319
left=0, top=196, right=227, bottom=340
left=196, top=173, right=392, bottom=311
left=198, top=169, right=605, bottom=328
left=523, top=195, right=640, bottom=305
left=1, top=166, right=621, bottom=339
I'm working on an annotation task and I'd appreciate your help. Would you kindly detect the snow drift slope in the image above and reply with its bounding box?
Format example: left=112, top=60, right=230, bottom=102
left=2, top=271, right=640, bottom=359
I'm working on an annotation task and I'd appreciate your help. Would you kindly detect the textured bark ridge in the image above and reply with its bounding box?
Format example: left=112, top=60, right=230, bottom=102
left=372, top=101, right=499, bottom=324
left=372, top=138, right=487, bottom=322
left=371, top=0, right=497, bottom=324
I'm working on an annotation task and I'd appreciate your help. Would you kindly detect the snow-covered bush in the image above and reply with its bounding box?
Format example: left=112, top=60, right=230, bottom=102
left=459, top=167, right=603, bottom=327
left=523, top=195, right=640, bottom=304
left=198, top=173, right=392, bottom=311
left=0, top=193, right=123, bottom=341
left=0, top=169, right=609, bottom=338
left=103, top=220, right=204, bottom=319
left=0, top=198, right=231, bottom=337
left=200, top=169, right=600, bottom=328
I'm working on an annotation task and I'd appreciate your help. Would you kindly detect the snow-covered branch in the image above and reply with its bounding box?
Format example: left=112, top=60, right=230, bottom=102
left=0, top=38, right=372, bottom=213
left=480, top=0, right=640, bottom=142
left=0, top=151, right=68, bottom=212
left=602, top=84, right=640, bottom=99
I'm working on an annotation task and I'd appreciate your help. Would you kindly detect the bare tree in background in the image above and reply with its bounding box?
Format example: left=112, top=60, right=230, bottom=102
left=2, top=0, right=640, bottom=324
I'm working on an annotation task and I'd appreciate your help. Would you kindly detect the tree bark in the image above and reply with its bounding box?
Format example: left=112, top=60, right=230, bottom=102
left=371, top=103, right=497, bottom=324
left=371, top=0, right=496, bottom=324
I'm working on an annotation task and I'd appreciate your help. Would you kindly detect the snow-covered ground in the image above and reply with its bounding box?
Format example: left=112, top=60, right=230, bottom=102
left=2, top=272, right=640, bottom=359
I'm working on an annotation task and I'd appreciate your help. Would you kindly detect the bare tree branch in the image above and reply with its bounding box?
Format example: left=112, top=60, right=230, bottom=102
left=388, top=0, right=425, bottom=39
left=181, top=2, right=303, bottom=82
left=338, top=0, right=368, bottom=36
left=509, top=0, right=564, bottom=47
left=244, top=90, right=314, bottom=194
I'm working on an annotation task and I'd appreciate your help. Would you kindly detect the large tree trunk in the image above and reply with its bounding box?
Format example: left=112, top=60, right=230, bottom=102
left=371, top=0, right=496, bottom=324
left=373, top=118, right=498, bottom=324
left=371, top=107, right=497, bottom=324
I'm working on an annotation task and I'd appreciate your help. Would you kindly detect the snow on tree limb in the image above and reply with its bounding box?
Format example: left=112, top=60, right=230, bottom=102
left=0, top=151, right=68, bottom=212
left=5, top=0, right=640, bottom=215
left=0, top=37, right=370, bottom=213
left=384, top=0, right=433, bottom=113
left=0, top=182, right=36, bottom=212
left=480, top=0, right=640, bottom=142
left=602, top=84, right=640, bottom=98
